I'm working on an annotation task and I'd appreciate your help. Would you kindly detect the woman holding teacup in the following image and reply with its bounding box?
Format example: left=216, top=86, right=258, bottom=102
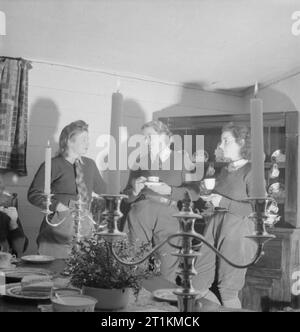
left=195, top=122, right=257, bottom=309
left=122, top=120, right=199, bottom=284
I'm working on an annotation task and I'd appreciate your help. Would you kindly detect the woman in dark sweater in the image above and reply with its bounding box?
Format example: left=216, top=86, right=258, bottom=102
left=28, top=120, right=106, bottom=258
left=195, top=123, right=256, bottom=309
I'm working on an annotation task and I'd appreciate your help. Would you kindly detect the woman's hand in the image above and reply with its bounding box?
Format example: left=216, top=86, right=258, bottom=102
left=2, top=207, right=18, bottom=221
left=146, top=182, right=172, bottom=195
left=201, top=194, right=222, bottom=207
left=132, top=176, right=147, bottom=196
left=2, top=207, right=19, bottom=230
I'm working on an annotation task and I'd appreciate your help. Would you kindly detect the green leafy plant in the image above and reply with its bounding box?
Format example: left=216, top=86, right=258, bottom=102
left=66, top=234, right=160, bottom=298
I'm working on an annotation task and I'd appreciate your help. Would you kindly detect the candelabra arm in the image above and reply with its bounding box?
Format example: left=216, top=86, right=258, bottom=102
left=109, top=228, right=264, bottom=269
left=45, top=213, right=66, bottom=227
left=42, top=193, right=66, bottom=227
left=167, top=233, right=264, bottom=269
left=108, top=238, right=170, bottom=266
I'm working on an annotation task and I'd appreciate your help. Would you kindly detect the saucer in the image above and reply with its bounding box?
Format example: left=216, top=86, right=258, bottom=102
left=152, top=288, right=178, bottom=303
left=144, top=182, right=162, bottom=186
left=200, top=195, right=210, bottom=201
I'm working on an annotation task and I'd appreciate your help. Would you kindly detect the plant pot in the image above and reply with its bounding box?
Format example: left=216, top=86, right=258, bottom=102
left=82, top=286, right=130, bottom=310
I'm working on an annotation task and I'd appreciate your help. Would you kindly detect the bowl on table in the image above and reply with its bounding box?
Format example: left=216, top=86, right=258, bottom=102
left=51, top=294, right=98, bottom=312
left=51, top=287, right=82, bottom=298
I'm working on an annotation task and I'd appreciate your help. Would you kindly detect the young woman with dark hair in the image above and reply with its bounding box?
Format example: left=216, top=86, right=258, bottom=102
left=194, top=122, right=257, bottom=309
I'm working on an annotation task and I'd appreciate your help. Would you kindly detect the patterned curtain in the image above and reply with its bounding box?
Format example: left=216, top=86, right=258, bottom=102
left=0, top=57, right=31, bottom=175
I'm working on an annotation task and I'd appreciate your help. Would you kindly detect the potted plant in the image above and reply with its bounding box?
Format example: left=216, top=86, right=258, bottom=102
left=65, top=233, right=160, bottom=310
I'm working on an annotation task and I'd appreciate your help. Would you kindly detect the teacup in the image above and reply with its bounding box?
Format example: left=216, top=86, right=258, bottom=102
left=0, top=252, right=15, bottom=269
left=203, top=178, right=216, bottom=191
left=192, top=150, right=209, bottom=163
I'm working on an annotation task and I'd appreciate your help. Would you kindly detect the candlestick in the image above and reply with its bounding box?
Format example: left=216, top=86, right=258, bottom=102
left=250, top=82, right=266, bottom=198
left=0, top=11, right=6, bottom=36
left=44, top=141, right=51, bottom=195
left=107, top=90, right=123, bottom=194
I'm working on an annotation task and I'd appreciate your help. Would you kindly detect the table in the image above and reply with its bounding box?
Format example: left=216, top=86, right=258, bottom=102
left=0, top=260, right=66, bottom=312
left=0, top=260, right=179, bottom=312
left=0, top=260, right=251, bottom=312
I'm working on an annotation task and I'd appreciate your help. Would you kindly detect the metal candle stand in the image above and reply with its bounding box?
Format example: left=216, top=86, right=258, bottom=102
left=42, top=192, right=95, bottom=247
left=42, top=193, right=66, bottom=227
left=97, top=191, right=276, bottom=312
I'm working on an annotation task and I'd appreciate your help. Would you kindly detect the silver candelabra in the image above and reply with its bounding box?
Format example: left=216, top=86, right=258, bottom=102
left=97, top=191, right=276, bottom=312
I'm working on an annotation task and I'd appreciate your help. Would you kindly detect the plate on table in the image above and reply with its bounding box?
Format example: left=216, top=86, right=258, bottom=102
left=152, top=288, right=178, bottom=303
left=21, top=255, right=55, bottom=264
left=0, top=264, right=17, bottom=271
left=4, top=267, right=52, bottom=281
left=4, top=283, right=51, bottom=301
left=200, top=195, right=211, bottom=201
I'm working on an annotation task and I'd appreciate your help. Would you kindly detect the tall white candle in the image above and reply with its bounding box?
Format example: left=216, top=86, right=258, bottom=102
left=250, top=83, right=266, bottom=198
left=0, top=11, right=6, bottom=36
left=107, top=90, right=123, bottom=194
left=44, top=141, right=51, bottom=195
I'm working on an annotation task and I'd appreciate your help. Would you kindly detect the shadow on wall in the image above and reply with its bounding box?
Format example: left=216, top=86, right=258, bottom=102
left=22, top=99, right=61, bottom=254
left=123, top=98, right=146, bottom=137
left=153, top=82, right=211, bottom=120
left=29, top=98, right=61, bottom=154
